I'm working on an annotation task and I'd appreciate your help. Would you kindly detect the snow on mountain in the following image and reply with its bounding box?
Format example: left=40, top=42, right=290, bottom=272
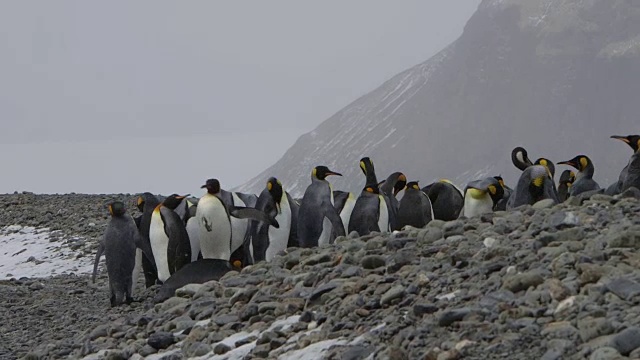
left=236, top=0, right=640, bottom=197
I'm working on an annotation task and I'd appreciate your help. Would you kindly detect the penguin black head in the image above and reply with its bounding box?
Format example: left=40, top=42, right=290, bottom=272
left=266, top=177, right=284, bottom=205
left=312, top=166, right=342, bottom=180
left=379, top=172, right=407, bottom=196
left=611, top=135, right=640, bottom=153
left=359, top=157, right=375, bottom=176
left=534, top=158, right=555, bottom=178
left=163, top=194, right=189, bottom=210
left=512, top=147, right=533, bottom=171
left=108, top=201, right=127, bottom=217
left=405, top=181, right=420, bottom=191
left=201, top=178, right=221, bottom=194
left=558, top=155, right=592, bottom=172
left=391, top=173, right=408, bottom=195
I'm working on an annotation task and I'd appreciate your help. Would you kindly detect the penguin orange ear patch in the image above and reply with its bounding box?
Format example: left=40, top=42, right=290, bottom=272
left=637, top=139, right=640, bottom=151
left=267, top=182, right=273, bottom=191
left=488, top=185, right=497, bottom=195
left=359, top=161, right=367, bottom=174
left=137, top=197, right=144, bottom=207
left=108, top=204, right=113, bottom=216
left=233, top=260, right=242, bottom=268
left=412, top=184, right=420, bottom=190
left=366, top=187, right=374, bottom=193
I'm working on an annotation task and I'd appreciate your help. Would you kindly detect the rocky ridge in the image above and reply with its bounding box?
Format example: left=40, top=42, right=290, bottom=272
left=1, top=191, right=640, bottom=359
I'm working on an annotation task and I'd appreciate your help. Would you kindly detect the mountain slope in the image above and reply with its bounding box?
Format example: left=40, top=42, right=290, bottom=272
left=237, top=0, right=640, bottom=197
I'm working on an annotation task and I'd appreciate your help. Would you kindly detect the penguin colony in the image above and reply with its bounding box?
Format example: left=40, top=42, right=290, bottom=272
left=94, top=134, right=640, bottom=306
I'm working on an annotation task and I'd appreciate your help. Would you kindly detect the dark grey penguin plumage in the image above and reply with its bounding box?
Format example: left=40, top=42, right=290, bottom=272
left=136, top=192, right=161, bottom=288
left=610, top=135, right=640, bottom=194
left=149, top=194, right=192, bottom=283
left=507, top=165, right=559, bottom=209
left=557, top=170, right=575, bottom=202
left=349, top=157, right=391, bottom=236
left=298, top=166, right=345, bottom=248
left=422, top=180, right=464, bottom=221
left=558, top=155, right=600, bottom=197
left=396, top=181, right=433, bottom=229
left=93, top=201, right=139, bottom=307
left=379, top=172, right=406, bottom=231
left=249, top=177, right=297, bottom=263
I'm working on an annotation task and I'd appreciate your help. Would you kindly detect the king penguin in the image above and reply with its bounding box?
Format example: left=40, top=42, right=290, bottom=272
left=461, top=177, right=504, bottom=218
left=298, top=166, right=345, bottom=248
left=349, top=157, right=391, bottom=236
left=149, top=194, right=192, bottom=283
left=557, top=170, right=576, bottom=202
left=136, top=192, right=161, bottom=288
left=609, top=135, right=640, bottom=194
left=507, top=165, right=559, bottom=209
left=379, top=172, right=406, bottom=231
left=493, top=176, right=512, bottom=211
left=558, top=155, right=600, bottom=196
left=93, top=201, right=139, bottom=307
left=333, top=190, right=356, bottom=236
left=396, top=181, right=433, bottom=229
left=422, top=179, right=464, bottom=221
left=196, top=178, right=279, bottom=262
left=250, top=177, right=295, bottom=262
left=512, top=147, right=534, bottom=171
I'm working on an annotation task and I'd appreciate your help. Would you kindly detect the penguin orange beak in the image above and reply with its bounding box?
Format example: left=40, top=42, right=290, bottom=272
left=611, top=135, right=630, bottom=144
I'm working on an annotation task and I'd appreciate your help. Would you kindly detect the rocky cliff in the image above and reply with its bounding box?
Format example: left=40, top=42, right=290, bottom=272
left=237, top=0, right=640, bottom=196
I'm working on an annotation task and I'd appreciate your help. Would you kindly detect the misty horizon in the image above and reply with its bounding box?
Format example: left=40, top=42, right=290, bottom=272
left=1, top=1, right=480, bottom=194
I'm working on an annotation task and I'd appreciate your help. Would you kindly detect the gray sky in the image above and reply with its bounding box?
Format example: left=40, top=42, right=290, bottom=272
left=0, top=1, right=480, bottom=195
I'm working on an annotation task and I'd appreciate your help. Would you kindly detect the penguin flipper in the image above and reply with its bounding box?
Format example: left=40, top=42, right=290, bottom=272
left=322, top=202, right=345, bottom=239
left=133, top=230, right=156, bottom=272
left=230, top=207, right=280, bottom=229
left=92, top=240, right=105, bottom=284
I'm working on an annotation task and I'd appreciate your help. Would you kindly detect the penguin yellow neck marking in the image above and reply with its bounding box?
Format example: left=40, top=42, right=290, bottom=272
left=532, top=177, right=544, bottom=187
left=468, top=188, right=486, bottom=200
left=579, top=157, right=588, bottom=171
left=153, top=204, right=162, bottom=213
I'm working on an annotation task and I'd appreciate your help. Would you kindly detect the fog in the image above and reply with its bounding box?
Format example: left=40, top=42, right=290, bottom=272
left=0, top=1, right=480, bottom=194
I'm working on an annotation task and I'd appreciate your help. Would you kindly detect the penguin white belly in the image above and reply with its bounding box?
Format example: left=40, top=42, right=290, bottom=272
left=131, top=248, right=142, bottom=296
left=186, top=217, right=201, bottom=262
left=339, top=194, right=356, bottom=235
left=230, top=193, right=249, bottom=253
left=197, top=194, right=232, bottom=260
left=462, top=191, right=493, bottom=218
left=377, top=195, right=390, bottom=233
left=318, top=189, right=335, bottom=246
left=149, top=211, right=171, bottom=282
left=266, top=196, right=291, bottom=262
